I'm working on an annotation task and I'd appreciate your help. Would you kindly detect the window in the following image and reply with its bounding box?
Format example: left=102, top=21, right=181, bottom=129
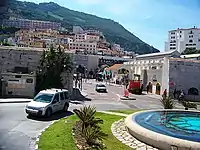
left=26, top=78, right=33, bottom=83
left=189, top=35, right=193, bottom=38
left=60, top=92, right=65, bottom=100
left=189, top=40, right=193, bottom=43
left=180, top=31, right=182, bottom=33
left=64, top=91, right=69, bottom=99
left=152, top=66, right=157, bottom=69
left=180, top=35, right=182, bottom=38
left=189, top=31, right=193, bottom=34
left=198, top=39, right=200, bottom=42
left=53, top=94, right=59, bottom=103
left=171, top=36, right=175, bottom=39
left=34, top=93, right=53, bottom=103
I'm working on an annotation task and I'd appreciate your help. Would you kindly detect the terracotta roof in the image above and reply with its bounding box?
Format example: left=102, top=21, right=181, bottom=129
left=105, top=64, right=122, bottom=71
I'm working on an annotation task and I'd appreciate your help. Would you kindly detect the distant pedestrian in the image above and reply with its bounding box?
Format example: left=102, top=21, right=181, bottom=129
left=146, top=85, right=149, bottom=93
left=173, top=88, right=177, bottom=99
left=75, top=80, right=78, bottom=88
left=163, top=89, right=167, bottom=98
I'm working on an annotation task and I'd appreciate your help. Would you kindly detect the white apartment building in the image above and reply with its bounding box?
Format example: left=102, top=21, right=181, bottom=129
left=74, top=33, right=87, bottom=41
left=86, top=33, right=100, bottom=42
left=68, top=41, right=97, bottom=54
left=165, top=27, right=200, bottom=53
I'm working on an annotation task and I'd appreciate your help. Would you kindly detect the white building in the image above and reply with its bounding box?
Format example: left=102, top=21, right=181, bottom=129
left=165, top=27, right=200, bottom=53
left=123, top=50, right=181, bottom=95
left=68, top=41, right=97, bottom=54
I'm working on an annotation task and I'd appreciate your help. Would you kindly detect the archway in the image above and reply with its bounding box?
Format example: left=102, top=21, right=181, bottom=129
left=156, top=82, right=161, bottom=95
left=188, top=87, right=199, bottom=95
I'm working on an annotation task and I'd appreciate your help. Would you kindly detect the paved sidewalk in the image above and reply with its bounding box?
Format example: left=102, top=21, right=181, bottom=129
left=98, top=111, right=128, bottom=117
left=0, top=98, right=32, bottom=103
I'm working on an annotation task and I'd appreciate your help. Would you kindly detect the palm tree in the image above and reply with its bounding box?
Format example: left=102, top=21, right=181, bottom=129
left=73, top=106, right=103, bottom=132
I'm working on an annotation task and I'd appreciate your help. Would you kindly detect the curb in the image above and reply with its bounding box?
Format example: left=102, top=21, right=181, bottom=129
left=33, top=115, right=71, bottom=150
left=33, top=121, right=56, bottom=150
left=120, top=97, right=136, bottom=101
left=0, top=100, right=31, bottom=104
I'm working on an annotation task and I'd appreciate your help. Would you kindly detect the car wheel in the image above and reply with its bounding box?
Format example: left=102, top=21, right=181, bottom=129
left=45, top=108, right=52, bottom=117
left=63, top=103, right=69, bottom=112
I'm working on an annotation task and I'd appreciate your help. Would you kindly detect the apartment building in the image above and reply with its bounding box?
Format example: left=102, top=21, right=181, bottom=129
left=165, top=27, right=200, bottom=53
left=86, top=33, right=100, bottom=42
left=68, top=41, right=97, bottom=54
left=3, top=18, right=61, bottom=30
left=74, top=33, right=87, bottom=41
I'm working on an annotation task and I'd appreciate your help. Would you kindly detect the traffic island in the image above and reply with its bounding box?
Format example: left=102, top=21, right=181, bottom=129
left=120, top=96, right=136, bottom=100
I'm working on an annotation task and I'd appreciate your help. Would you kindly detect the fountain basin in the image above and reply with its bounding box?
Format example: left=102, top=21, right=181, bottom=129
left=125, top=110, right=200, bottom=150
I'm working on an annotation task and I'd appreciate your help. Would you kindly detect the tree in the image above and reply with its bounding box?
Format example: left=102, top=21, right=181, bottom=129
left=181, top=48, right=200, bottom=55
left=35, top=45, right=73, bottom=93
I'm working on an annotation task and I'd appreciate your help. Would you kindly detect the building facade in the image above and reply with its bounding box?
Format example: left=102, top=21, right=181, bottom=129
left=123, top=50, right=181, bottom=95
left=68, top=41, right=97, bottom=54
left=0, top=46, right=74, bottom=97
left=123, top=50, right=200, bottom=97
left=165, top=27, right=200, bottom=53
left=3, top=18, right=61, bottom=30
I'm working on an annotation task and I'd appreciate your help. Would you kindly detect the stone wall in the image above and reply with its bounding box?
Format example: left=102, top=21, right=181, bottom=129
left=0, top=46, right=74, bottom=95
left=169, top=58, right=200, bottom=96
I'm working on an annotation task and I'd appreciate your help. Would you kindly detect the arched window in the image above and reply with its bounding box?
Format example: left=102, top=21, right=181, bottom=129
left=188, top=87, right=199, bottom=95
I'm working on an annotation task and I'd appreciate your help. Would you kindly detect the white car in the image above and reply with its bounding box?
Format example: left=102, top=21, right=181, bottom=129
left=96, top=84, right=107, bottom=92
left=25, top=89, right=70, bottom=117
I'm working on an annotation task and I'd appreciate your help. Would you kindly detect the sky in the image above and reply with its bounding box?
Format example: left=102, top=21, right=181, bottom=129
left=19, top=0, right=200, bottom=51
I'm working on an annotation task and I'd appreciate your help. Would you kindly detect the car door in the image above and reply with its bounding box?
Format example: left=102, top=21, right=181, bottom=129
left=59, top=92, right=65, bottom=110
left=51, top=93, right=60, bottom=113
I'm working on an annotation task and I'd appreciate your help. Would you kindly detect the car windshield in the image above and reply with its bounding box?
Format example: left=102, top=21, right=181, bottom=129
left=33, top=93, right=54, bottom=103
left=97, top=84, right=106, bottom=87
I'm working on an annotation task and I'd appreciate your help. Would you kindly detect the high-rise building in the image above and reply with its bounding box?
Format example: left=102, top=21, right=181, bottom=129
left=2, top=18, right=61, bottom=30
left=165, top=27, right=200, bottom=53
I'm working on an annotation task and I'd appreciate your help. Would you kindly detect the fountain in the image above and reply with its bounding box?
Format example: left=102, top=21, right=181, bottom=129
left=125, top=110, right=200, bottom=150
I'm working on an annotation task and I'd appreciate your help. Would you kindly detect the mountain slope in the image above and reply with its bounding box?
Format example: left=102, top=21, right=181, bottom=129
left=6, top=0, right=159, bottom=54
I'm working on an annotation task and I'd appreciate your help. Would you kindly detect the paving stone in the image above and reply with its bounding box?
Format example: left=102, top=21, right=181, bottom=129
left=137, top=146, right=147, bottom=150
left=111, top=118, right=157, bottom=150
left=138, top=143, right=146, bottom=147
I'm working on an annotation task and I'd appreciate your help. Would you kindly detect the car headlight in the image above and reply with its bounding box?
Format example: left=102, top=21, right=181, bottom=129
left=39, top=107, right=45, bottom=110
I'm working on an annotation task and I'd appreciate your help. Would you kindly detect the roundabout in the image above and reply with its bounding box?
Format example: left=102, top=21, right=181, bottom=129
left=125, top=110, right=200, bottom=150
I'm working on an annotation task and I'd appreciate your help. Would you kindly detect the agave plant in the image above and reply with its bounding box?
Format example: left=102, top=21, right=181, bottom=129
left=83, top=125, right=108, bottom=146
left=73, top=105, right=103, bottom=132
left=160, top=95, right=175, bottom=109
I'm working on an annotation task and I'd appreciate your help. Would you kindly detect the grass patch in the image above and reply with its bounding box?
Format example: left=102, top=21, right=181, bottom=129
left=38, top=112, right=133, bottom=150
left=108, top=110, right=139, bottom=114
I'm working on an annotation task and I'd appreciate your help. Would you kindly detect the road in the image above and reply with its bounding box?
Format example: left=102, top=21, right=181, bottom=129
left=0, top=82, right=130, bottom=150
left=0, top=81, right=167, bottom=150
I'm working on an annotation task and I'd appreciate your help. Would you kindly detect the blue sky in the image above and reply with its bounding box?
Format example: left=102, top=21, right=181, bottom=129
left=20, top=0, right=200, bottom=51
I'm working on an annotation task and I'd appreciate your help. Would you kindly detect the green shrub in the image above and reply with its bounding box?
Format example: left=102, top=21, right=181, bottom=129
left=73, top=106, right=107, bottom=148
left=160, top=94, right=175, bottom=109
left=181, top=101, right=197, bottom=110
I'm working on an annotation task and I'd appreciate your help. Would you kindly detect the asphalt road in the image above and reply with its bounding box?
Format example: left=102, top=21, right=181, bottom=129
left=0, top=81, right=167, bottom=150
left=0, top=83, right=130, bottom=150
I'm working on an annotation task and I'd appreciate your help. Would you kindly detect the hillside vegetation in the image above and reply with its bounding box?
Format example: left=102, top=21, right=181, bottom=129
left=6, top=0, right=159, bottom=54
